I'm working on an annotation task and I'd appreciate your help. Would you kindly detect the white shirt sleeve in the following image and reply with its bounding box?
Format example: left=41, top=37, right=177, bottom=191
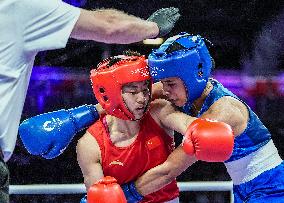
left=19, top=0, right=80, bottom=53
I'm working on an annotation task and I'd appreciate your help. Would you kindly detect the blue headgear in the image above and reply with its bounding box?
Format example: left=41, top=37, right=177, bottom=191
left=148, top=32, right=212, bottom=112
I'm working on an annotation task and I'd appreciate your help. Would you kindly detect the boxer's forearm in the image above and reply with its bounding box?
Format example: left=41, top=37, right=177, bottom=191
left=135, top=163, right=174, bottom=195
left=135, top=146, right=197, bottom=196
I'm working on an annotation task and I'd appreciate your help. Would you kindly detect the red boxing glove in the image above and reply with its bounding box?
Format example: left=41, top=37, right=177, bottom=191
left=87, top=176, right=127, bottom=203
left=182, top=118, right=234, bottom=162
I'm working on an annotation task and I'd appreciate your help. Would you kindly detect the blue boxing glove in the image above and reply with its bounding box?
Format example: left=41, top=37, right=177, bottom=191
left=19, top=105, right=99, bottom=159
left=121, top=182, right=143, bottom=203
left=80, top=194, right=87, bottom=203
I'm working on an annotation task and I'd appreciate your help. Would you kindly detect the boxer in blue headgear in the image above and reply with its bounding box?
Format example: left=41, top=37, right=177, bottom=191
left=148, top=32, right=284, bottom=203
left=148, top=32, right=212, bottom=113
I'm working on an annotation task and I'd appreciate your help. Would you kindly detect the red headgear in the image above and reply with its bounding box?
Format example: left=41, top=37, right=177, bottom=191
left=90, top=55, right=152, bottom=120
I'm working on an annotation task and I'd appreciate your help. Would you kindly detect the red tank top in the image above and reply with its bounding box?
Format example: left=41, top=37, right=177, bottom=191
left=88, top=112, right=179, bottom=202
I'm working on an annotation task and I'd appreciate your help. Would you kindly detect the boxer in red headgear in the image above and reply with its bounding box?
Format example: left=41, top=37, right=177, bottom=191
left=77, top=50, right=234, bottom=203
left=90, top=54, right=152, bottom=120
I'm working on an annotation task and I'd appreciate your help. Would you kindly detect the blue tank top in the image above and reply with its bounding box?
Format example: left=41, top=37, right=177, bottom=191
left=186, top=79, right=271, bottom=162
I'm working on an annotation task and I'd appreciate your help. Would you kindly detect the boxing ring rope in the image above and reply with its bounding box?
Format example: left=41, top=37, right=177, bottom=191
left=10, top=181, right=234, bottom=202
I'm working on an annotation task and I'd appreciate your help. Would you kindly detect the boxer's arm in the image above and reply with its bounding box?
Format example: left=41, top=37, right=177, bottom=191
left=153, top=99, right=234, bottom=161
left=151, top=98, right=241, bottom=137
left=135, top=146, right=196, bottom=196
left=150, top=99, right=197, bottom=135
left=77, top=131, right=104, bottom=190
left=201, top=96, right=248, bottom=136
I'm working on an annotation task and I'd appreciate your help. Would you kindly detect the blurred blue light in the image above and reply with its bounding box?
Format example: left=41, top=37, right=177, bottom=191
left=63, top=0, right=87, bottom=7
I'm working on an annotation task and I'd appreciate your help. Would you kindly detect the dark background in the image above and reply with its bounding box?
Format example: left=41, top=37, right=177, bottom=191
left=9, top=0, right=284, bottom=202
left=35, top=0, right=284, bottom=74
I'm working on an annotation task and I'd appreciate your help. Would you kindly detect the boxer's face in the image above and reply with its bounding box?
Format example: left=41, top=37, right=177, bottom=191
left=122, top=80, right=151, bottom=120
left=161, top=77, right=187, bottom=107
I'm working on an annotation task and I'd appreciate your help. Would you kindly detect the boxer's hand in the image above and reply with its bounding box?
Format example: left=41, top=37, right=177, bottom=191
left=182, top=118, right=234, bottom=162
left=19, top=105, right=99, bottom=159
left=88, top=176, right=127, bottom=203
left=121, top=181, right=143, bottom=203
left=147, top=7, right=181, bottom=37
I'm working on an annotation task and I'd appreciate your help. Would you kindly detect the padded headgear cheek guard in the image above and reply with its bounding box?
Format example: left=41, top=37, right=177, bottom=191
left=90, top=55, right=152, bottom=120
left=148, top=32, right=212, bottom=112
